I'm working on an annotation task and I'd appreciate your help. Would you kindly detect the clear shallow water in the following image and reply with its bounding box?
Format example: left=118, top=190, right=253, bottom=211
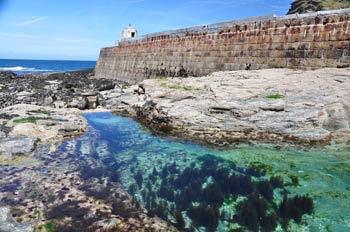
left=2, top=112, right=349, bottom=231
left=0, top=59, right=96, bottom=75
left=70, top=112, right=349, bottom=231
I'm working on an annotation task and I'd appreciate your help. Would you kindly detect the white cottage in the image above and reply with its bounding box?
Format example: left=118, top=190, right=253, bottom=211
left=122, top=24, right=138, bottom=39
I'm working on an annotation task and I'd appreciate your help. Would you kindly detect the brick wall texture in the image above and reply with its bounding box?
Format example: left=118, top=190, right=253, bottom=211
left=95, top=9, right=350, bottom=84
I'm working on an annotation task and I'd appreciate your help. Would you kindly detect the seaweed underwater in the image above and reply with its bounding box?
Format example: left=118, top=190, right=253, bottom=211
left=0, top=112, right=349, bottom=232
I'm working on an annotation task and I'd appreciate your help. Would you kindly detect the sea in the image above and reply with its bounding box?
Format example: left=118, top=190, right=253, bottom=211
left=0, top=59, right=96, bottom=75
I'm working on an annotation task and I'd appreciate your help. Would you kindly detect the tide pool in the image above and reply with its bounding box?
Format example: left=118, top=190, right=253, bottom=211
left=1, top=112, right=349, bottom=231
left=79, top=112, right=350, bottom=232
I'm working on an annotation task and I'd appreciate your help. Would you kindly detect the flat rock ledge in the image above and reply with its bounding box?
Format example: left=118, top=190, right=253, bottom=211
left=99, top=68, right=350, bottom=147
left=0, top=104, right=87, bottom=160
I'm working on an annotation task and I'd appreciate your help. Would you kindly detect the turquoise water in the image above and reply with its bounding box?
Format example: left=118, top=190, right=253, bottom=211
left=0, top=101, right=347, bottom=231
left=53, top=112, right=350, bottom=231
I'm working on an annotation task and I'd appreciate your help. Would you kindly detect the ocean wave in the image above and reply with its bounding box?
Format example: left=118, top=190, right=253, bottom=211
left=0, top=66, right=52, bottom=72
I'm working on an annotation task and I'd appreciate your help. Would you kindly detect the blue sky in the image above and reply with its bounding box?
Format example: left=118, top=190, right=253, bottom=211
left=0, top=0, right=293, bottom=61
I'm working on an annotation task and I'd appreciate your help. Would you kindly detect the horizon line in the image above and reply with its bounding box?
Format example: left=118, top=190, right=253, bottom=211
left=0, top=58, right=97, bottom=62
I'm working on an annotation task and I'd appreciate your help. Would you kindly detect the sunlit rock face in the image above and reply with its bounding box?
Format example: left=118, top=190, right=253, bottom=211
left=287, top=0, right=350, bottom=14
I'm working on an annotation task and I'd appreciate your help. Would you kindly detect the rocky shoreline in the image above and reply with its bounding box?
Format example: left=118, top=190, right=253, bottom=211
left=0, top=104, right=87, bottom=161
left=99, top=68, right=350, bottom=148
left=0, top=69, right=118, bottom=110
left=0, top=70, right=177, bottom=231
left=2, top=67, right=350, bottom=148
left=1, top=67, right=350, bottom=231
left=0, top=69, right=109, bottom=162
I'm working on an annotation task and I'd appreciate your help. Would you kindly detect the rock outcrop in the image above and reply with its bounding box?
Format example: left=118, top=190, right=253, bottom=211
left=0, top=70, right=180, bottom=231
left=0, top=71, right=17, bottom=79
left=99, top=68, right=350, bottom=147
left=0, top=69, right=116, bottom=110
left=288, top=0, right=350, bottom=14
left=0, top=104, right=88, bottom=160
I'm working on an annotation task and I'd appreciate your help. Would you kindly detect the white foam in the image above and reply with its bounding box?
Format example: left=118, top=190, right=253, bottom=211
left=0, top=66, right=51, bottom=72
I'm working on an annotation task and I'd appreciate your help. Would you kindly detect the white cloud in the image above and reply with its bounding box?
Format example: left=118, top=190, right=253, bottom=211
left=16, top=16, right=47, bottom=26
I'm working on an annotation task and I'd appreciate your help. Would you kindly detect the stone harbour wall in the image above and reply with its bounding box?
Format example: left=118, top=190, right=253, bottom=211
left=95, top=9, right=350, bottom=84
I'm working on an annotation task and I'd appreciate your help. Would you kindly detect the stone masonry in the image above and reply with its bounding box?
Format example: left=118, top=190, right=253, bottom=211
left=95, top=9, right=350, bottom=84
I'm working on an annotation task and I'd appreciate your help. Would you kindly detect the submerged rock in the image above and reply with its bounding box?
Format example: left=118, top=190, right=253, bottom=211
left=0, top=130, right=6, bottom=138
left=0, top=207, right=33, bottom=232
left=0, top=137, right=37, bottom=159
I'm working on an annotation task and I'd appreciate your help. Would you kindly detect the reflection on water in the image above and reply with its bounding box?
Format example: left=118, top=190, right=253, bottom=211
left=1, top=112, right=350, bottom=232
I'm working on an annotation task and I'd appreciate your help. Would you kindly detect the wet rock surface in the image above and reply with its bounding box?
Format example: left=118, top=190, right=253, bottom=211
left=100, top=68, right=350, bottom=147
left=0, top=137, right=38, bottom=159
left=0, top=70, right=177, bottom=231
left=0, top=104, right=87, bottom=160
left=0, top=71, right=17, bottom=79
left=1, top=67, right=350, bottom=231
left=0, top=115, right=178, bottom=232
left=0, top=69, right=117, bottom=110
left=0, top=207, right=33, bottom=232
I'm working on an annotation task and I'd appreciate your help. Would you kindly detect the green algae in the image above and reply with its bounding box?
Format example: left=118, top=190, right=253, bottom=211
left=160, top=82, right=196, bottom=91
left=213, top=145, right=350, bottom=231
left=30, top=209, right=40, bottom=219
left=13, top=117, right=40, bottom=124
left=248, top=161, right=273, bottom=174
left=122, top=140, right=350, bottom=231
left=38, top=221, right=56, bottom=232
left=147, top=143, right=347, bottom=230
left=265, top=94, right=284, bottom=99
left=28, top=110, right=51, bottom=115
left=32, top=112, right=349, bottom=231
left=158, top=80, right=200, bottom=91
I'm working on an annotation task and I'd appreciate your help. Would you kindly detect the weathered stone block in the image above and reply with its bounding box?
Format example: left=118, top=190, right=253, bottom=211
left=96, top=9, right=350, bottom=84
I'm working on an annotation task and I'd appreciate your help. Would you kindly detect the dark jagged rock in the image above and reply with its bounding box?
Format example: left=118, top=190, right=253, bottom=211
left=287, top=0, right=350, bottom=15
left=0, top=69, right=118, bottom=110
left=0, top=71, right=17, bottom=79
